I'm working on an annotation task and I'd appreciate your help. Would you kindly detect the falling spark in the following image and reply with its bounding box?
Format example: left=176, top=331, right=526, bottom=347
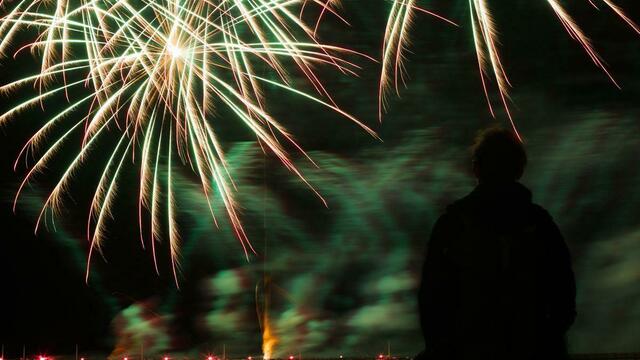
left=547, top=0, right=619, bottom=88
left=600, top=0, right=640, bottom=35
left=469, top=0, right=518, bottom=139
left=379, top=0, right=457, bottom=120
left=381, top=0, right=638, bottom=136
left=0, top=0, right=376, bottom=283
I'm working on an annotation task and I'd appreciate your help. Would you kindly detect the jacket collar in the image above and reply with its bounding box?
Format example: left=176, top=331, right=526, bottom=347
left=470, top=181, right=532, bottom=204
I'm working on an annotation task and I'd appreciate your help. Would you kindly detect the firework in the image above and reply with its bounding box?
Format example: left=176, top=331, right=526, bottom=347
left=469, top=0, right=515, bottom=134
left=379, top=0, right=457, bottom=120
left=381, top=0, right=638, bottom=134
left=0, top=0, right=375, bottom=284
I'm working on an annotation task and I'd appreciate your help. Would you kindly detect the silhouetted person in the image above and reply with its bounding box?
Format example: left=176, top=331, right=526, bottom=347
left=418, top=127, right=576, bottom=360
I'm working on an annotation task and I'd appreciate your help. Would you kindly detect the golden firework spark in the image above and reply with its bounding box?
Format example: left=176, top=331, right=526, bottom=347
left=381, top=0, right=638, bottom=136
left=379, top=0, right=457, bottom=120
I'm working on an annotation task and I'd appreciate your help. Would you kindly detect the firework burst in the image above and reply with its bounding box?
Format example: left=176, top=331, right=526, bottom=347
left=0, top=0, right=375, bottom=285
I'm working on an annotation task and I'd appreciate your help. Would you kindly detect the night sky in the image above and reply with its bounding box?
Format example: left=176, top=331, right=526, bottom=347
left=2, top=0, right=640, bottom=357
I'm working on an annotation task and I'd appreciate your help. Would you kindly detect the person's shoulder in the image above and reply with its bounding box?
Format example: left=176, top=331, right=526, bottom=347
left=528, top=203, right=564, bottom=238
left=529, top=203, right=555, bottom=222
left=434, top=195, right=474, bottom=230
left=445, top=192, right=475, bottom=214
left=442, top=190, right=482, bottom=225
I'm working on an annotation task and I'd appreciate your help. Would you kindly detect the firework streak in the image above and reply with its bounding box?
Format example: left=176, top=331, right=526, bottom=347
left=380, top=0, right=639, bottom=137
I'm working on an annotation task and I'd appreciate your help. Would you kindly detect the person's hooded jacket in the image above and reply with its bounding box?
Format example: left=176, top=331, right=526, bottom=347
left=419, top=182, right=576, bottom=360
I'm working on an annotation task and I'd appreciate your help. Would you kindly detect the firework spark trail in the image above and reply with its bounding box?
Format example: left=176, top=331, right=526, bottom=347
left=0, top=0, right=375, bottom=283
left=469, top=0, right=520, bottom=139
left=600, top=0, right=640, bottom=35
left=547, top=0, right=619, bottom=89
left=379, top=0, right=457, bottom=120
left=381, top=0, right=637, bottom=136
left=299, top=0, right=348, bottom=37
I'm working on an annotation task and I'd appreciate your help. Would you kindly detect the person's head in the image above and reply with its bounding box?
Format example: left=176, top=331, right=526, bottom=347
left=471, top=126, right=527, bottom=184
